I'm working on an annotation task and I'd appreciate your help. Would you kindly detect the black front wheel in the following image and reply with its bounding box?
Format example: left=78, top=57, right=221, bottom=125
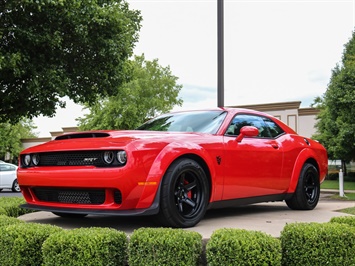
left=286, top=163, right=320, bottom=210
left=158, top=158, right=210, bottom=228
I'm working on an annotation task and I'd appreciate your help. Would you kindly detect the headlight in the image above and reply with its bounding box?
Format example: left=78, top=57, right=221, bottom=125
left=117, top=151, right=127, bottom=165
left=103, top=151, right=114, bottom=164
left=23, top=154, right=31, bottom=166
left=32, top=154, right=40, bottom=166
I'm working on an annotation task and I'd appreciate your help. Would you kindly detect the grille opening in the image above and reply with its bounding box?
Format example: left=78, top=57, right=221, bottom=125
left=114, top=190, right=122, bottom=204
left=33, top=188, right=105, bottom=205
left=55, top=132, right=109, bottom=140
left=36, top=151, right=103, bottom=167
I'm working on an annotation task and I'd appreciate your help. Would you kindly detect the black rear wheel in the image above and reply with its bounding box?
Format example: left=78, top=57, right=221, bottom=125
left=286, top=163, right=320, bottom=210
left=158, top=158, right=209, bottom=228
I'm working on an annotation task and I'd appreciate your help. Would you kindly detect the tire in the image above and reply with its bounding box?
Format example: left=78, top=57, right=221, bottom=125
left=286, top=163, right=320, bottom=210
left=12, top=179, right=21, bottom=192
left=52, top=212, right=88, bottom=218
left=158, top=158, right=209, bottom=228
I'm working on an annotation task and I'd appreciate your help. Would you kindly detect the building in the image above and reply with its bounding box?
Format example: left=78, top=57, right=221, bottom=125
left=21, top=101, right=320, bottom=149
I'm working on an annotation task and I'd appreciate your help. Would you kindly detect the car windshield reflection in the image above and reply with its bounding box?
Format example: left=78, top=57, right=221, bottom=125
left=136, top=110, right=227, bottom=134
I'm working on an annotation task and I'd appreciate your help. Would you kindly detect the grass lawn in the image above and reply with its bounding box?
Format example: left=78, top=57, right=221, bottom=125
left=321, top=180, right=355, bottom=214
left=331, top=193, right=355, bottom=201
left=339, top=206, right=355, bottom=215
left=321, top=180, right=355, bottom=190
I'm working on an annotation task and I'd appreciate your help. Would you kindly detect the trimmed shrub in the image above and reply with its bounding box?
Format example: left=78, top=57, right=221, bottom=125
left=281, top=222, right=355, bottom=266
left=0, top=214, right=24, bottom=227
left=330, top=216, right=355, bottom=227
left=0, top=207, right=7, bottom=216
left=128, top=227, right=202, bottom=266
left=206, top=228, right=281, bottom=266
left=42, top=227, right=127, bottom=266
left=0, top=197, right=34, bottom=217
left=0, top=223, right=62, bottom=266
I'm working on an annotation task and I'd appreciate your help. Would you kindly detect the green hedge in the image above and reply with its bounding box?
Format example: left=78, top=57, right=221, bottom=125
left=0, top=207, right=6, bottom=215
left=206, top=228, right=281, bottom=266
left=0, top=223, right=62, bottom=266
left=0, top=197, right=34, bottom=217
left=330, top=215, right=355, bottom=227
left=2, top=197, right=355, bottom=265
left=128, top=227, right=202, bottom=266
left=0, top=214, right=24, bottom=227
left=281, top=222, right=355, bottom=266
left=42, top=227, right=127, bottom=266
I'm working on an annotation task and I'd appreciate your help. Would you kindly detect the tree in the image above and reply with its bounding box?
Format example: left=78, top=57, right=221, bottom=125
left=313, top=31, right=355, bottom=172
left=78, top=54, right=183, bottom=130
left=0, top=0, right=142, bottom=123
left=0, top=119, right=36, bottom=162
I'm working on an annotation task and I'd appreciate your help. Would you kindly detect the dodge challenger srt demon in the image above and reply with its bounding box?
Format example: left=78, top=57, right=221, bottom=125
left=18, top=108, right=328, bottom=228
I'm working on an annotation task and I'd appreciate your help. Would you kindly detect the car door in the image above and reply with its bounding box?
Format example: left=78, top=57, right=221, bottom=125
left=222, top=114, right=288, bottom=200
left=0, top=164, right=16, bottom=188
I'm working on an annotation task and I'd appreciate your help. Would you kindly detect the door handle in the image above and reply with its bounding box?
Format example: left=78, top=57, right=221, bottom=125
left=266, top=141, right=279, bottom=149
left=271, top=143, right=279, bottom=149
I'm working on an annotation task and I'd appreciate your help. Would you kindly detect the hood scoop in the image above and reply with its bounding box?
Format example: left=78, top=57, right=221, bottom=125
left=55, top=132, right=110, bottom=140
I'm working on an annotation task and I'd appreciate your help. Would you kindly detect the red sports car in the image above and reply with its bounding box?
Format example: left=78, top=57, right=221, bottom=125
left=18, top=108, right=328, bottom=227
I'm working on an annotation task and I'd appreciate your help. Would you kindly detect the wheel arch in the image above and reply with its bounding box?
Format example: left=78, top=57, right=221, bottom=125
left=136, top=143, right=216, bottom=209
left=287, top=149, right=321, bottom=194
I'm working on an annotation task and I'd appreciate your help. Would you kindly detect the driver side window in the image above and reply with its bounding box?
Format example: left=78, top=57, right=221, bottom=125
left=225, top=114, right=273, bottom=138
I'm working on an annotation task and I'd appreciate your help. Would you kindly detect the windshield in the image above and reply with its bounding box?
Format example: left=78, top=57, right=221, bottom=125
left=137, top=110, right=227, bottom=134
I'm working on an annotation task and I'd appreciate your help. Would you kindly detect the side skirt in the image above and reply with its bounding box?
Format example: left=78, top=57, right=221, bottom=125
left=207, top=193, right=292, bottom=210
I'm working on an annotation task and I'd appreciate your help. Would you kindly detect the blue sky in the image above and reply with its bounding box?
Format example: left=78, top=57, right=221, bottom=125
left=33, top=0, right=355, bottom=136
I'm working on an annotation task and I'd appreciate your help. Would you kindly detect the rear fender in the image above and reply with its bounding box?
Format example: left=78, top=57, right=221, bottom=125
left=135, top=142, right=216, bottom=208
left=287, top=148, right=320, bottom=194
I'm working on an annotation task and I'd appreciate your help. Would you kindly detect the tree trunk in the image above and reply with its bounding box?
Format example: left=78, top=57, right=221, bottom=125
left=341, top=160, right=347, bottom=176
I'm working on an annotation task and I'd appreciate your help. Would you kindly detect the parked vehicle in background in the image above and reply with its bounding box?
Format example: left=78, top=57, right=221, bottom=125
left=18, top=108, right=328, bottom=227
left=0, top=162, right=20, bottom=192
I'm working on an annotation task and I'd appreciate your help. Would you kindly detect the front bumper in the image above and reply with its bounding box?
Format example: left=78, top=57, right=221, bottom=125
left=20, top=202, right=160, bottom=216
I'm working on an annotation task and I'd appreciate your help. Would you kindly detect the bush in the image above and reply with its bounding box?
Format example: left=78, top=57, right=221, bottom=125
left=0, top=223, right=62, bottom=266
left=206, top=228, right=281, bottom=266
left=0, top=197, right=34, bottom=217
left=128, top=227, right=202, bottom=266
left=281, top=222, right=355, bottom=266
left=326, top=172, right=338, bottom=180
left=0, top=207, right=7, bottom=216
left=42, top=227, right=127, bottom=266
left=0, top=215, right=24, bottom=227
left=330, top=216, right=355, bottom=227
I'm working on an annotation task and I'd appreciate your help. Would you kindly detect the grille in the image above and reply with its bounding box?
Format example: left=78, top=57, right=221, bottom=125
left=38, top=151, right=104, bottom=166
left=33, top=188, right=106, bottom=205
left=114, top=190, right=122, bottom=204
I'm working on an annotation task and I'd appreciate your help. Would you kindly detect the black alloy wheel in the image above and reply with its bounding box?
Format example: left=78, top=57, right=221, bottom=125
left=158, top=158, right=209, bottom=228
left=304, top=167, right=319, bottom=206
left=286, top=163, right=320, bottom=210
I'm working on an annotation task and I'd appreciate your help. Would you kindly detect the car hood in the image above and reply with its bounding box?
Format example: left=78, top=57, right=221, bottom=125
left=22, top=130, right=208, bottom=153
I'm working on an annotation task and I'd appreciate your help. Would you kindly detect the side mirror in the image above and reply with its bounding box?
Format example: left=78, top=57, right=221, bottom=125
left=236, top=126, right=259, bottom=142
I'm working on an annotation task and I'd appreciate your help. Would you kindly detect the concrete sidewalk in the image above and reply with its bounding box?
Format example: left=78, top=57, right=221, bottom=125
left=18, top=192, right=355, bottom=238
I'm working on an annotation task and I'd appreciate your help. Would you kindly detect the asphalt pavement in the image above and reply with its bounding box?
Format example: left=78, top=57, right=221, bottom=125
left=18, top=191, right=355, bottom=238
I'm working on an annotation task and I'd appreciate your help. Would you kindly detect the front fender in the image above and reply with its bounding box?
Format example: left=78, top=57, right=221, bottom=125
left=135, top=142, right=218, bottom=209
left=287, top=148, right=321, bottom=194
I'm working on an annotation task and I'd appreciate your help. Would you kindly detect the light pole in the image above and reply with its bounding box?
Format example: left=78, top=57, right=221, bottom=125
left=217, top=0, right=224, bottom=107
